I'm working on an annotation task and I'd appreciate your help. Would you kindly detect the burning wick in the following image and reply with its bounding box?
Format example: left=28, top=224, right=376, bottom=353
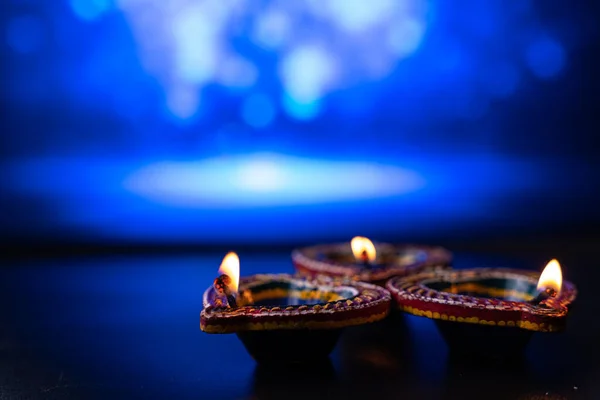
left=351, top=236, right=377, bottom=268
left=530, top=287, right=558, bottom=306
left=530, top=259, right=562, bottom=307
left=213, top=274, right=237, bottom=308
left=360, top=250, right=369, bottom=265
left=214, top=252, right=240, bottom=308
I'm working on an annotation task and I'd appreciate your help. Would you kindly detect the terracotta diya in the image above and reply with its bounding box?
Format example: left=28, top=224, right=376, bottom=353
left=386, top=259, right=577, bottom=357
left=292, top=236, right=452, bottom=285
left=201, top=252, right=391, bottom=363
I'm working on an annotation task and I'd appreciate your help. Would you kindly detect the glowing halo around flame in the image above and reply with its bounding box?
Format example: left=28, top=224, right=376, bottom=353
left=351, top=236, right=377, bottom=263
left=218, top=252, right=240, bottom=293
left=537, top=259, right=562, bottom=293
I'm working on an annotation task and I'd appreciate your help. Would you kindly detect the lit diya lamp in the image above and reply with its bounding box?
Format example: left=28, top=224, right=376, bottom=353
left=201, top=252, right=391, bottom=363
left=292, top=236, right=452, bottom=285
left=386, top=259, right=577, bottom=357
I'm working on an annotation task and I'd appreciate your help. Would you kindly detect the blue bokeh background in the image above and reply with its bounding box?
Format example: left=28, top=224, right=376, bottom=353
left=1, top=0, right=599, bottom=244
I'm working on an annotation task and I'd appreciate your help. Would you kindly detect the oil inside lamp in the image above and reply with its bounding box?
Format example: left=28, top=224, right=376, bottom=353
left=532, top=259, right=563, bottom=306
left=213, top=252, right=240, bottom=308
left=351, top=236, right=377, bottom=267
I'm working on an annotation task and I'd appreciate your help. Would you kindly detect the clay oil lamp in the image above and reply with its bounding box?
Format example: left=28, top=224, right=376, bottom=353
left=292, top=236, right=452, bottom=285
left=386, top=259, right=577, bottom=358
left=201, top=252, right=391, bottom=363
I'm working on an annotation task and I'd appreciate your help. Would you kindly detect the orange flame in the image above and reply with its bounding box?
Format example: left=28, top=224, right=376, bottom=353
left=218, top=252, right=240, bottom=293
left=351, top=236, right=377, bottom=263
left=537, top=259, right=562, bottom=293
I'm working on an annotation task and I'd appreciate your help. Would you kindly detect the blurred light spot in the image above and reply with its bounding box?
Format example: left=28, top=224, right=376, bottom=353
left=388, top=18, right=425, bottom=56
left=172, top=5, right=219, bottom=84
left=124, top=153, right=425, bottom=207
left=218, top=56, right=258, bottom=89
left=282, top=94, right=322, bottom=121
left=118, top=0, right=429, bottom=120
left=70, top=0, right=111, bottom=21
left=6, top=15, right=43, bottom=54
left=166, top=86, right=200, bottom=120
left=305, top=0, right=331, bottom=18
left=526, top=37, right=566, bottom=79
left=327, top=0, right=395, bottom=32
left=253, top=9, right=291, bottom=49
left=281, top=45, right=335, bottom=103
left=482, top=62, right=520, bottom=98
left=236, top=159, right=283, bottom=192
left=242, top=94, right=276, bottom=128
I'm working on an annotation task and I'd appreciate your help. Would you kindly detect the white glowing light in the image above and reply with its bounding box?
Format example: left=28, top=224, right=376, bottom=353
left=236, top=158, right=284, bottom=192
left=388, top=18, right=425, bottom=56
left=124, top=153, right=425, bottom=207
left=172, top=5, right=219, bottom=84
left=281, top=45, right=335, bottom=103
left=116, top=0, right=428, bottom=120
left=253, top=9, right=291, bottom=49
left=166, top=86, right=200, bottom=119
left=327, top=0, right=396, bottom=32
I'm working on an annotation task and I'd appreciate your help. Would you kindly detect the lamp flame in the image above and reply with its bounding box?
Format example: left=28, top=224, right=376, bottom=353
left=537, top=259, right=562, bottom=293
left=351, top=236, right=377, bottom=263
left=218, top=252, right=240, bottom=293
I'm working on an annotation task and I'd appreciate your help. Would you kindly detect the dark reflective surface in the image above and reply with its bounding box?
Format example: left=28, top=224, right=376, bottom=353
left=0, top=243, right=598, bottom=399
left=436, top=320, right=534, bottom=359
left=253, top=358, right=338, bottom=400
left=237, top=329, right=342, bottom=364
